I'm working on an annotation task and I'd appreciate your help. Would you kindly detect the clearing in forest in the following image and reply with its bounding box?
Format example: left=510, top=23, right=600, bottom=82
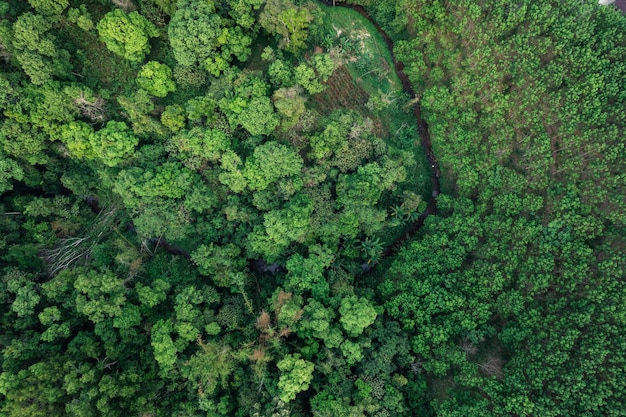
left=315, top=5, right=432, bottom=210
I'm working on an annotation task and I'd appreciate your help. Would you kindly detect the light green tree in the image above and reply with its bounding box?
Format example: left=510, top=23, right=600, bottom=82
left=136, top=61, right=176, bottom=97
left=27, top=0, right=68, bottom=16
left=59, top=121, right=95, bottom=159
left=219, top=150, right=247, bottom=193
left=73, top=269, right=127, bottom=324
left=160, top=104, right=186, bottom=132
left=151, top=319, right=178, bottom=375
left=10, top=13, right=71, bottom=84
left=170, top=126, right=231, bottom=167
left=263, top=194, right=313, bottom=246
left=339, top=295, right=378, bottom=337
left=295, top=63, right=324, bottom=94
left=276, top=353, right=314, bottom=402
left=225, top=0, right=263, bottom=29
left=260, top=0, right=312, bottom=54
left=237, top=96, right=279, bottom=135
left=311, top=53, right=334, bottom=81
left=340, top=339, right=363, bottom=365
left=192, top=243, right=246, bottom=287
left=67, top=5, right=94, bottom=31
left=243, top=141, right=303, bottom=191
left=299, top=299, right=336, bottom=340
left=97, top=9, right=159, bottom=62
left=89, top=121, right=139, bottom=167
left=268, top=59, right=295, bottom=88
left=285, top=244, right=334, bottom=294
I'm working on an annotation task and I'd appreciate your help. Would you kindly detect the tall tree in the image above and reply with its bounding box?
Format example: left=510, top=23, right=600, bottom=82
left=8, top=12, right=71, bottom=84
left=168, top=0, right=252, bottom=73
left=97, top=9, right=159, bottom=63
left=260, top=0, right=313, bottom=54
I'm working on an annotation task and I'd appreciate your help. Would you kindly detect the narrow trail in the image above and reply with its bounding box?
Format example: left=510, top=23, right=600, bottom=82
left=317, top=1, right=441, bottom=259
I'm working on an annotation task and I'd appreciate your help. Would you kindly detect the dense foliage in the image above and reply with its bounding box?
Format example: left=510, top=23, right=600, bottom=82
left=0, top=0, right=625, bottom=416
left=384, top=0, right=626, bottom=415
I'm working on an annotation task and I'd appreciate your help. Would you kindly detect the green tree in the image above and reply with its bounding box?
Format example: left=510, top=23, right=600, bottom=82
left=298, top=299, right=338, bottom=345
left=243, top=141, right=303, bottom=191
left=0, top=120, right=48, bottom=165
left=276, top=353, right=314, bottom=403
left=268, top=59, right=295, bottom=88
left=339, top=339, right=363, bottom=365
left=67, top=5, right=94, bottom=31
left=151, top=318, right=178, bottom=375
left=192, top=243, right=246, bottom=287
left=182, top=339, right=236, bottom=398
left=248, top=193, right=313, bottom=260
left=285, top=244, right=334, bottom=295
left=0, top=362, right=67, bottom=417
left=169, top=126, right=231, bottom=168
left=295, top=63, right=324, bottom=94
left=339, top=295, right=378, bottom=337
left=59, top=121, right=95, bottom=159
left=73, top=269, right=127, bottom=324
left=117, top=89, right=167, bottom=138
left=219, top=150, right=247, bottom=193
left=89, top=121, right=139, bottom=167
left=160, top=104, right=186, bottom=132
left=273, top=86, right=306, bottom=129
left=237, top=96, right=279, bottom=136
left=136, top=61, right=176, bottom=97
left=311, top=53, right=334, bottom=81
left=97, top=9, right=159, bottom=62
left=225, top=0, right=263, bottom=29
left=9, top=13, right=71, bottom=84
left=27, top=0, right=68, bottom=16
left=0, top=155, right=24, bottom=194
left=146, top=0, right=177, bottom=16
left=260, top=0, right=313, bottom=54
left=168, top=0, right=252, bottom=72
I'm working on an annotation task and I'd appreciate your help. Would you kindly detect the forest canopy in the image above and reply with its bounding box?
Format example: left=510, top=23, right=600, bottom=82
left=1, top=0, right=625, bottom=416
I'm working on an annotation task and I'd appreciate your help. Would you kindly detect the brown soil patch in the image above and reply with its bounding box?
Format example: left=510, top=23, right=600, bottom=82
left=313, top=65, right=371, bottom=115
left=312, top=65, right=386, bottom=137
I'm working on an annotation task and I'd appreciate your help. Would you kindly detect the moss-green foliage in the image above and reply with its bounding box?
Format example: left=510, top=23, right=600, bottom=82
left=339, top=294, right=377, bottom=337
left=27, top=0, right=68, bottom=16
left=66, top=5, right=94, bottom=31
left=243, top=141, right=303, bottom=191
